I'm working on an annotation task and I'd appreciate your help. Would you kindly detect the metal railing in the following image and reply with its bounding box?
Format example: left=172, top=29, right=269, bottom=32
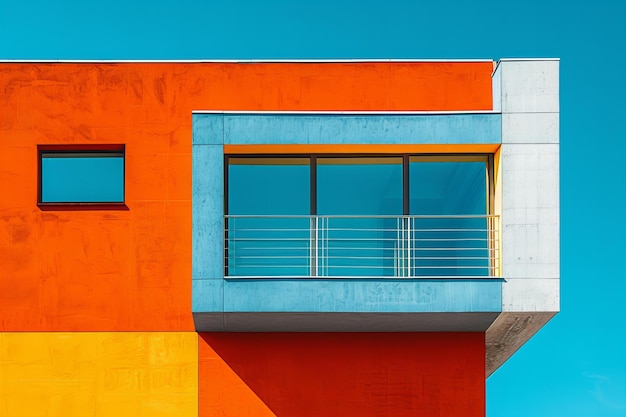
left=225, top=215, right=500, bottom=278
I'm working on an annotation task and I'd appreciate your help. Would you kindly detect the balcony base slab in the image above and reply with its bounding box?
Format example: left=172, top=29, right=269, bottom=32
left=193, top=312, right=500, bottom=332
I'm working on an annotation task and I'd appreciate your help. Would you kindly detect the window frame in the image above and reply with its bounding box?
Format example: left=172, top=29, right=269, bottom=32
left=37, top=144, right=126, bottom=207
left=223, top=152, right=496, bottom=278
left=224, top=153, right=494, bottom=216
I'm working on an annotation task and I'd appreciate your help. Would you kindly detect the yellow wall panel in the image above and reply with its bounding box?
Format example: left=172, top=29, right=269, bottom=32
left=0, top=332, right=197, bottom=417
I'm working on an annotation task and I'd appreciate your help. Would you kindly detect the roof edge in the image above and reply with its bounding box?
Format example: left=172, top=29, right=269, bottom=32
left=192, top=110, right=501, bottom=115
left=493, top=57, right=560, bottom=75
left=0, top=58, right=495, bottom=64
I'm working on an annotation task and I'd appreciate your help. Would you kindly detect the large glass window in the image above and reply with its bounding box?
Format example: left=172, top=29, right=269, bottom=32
left=39, top=149, right=125, bottom=204
left=227, top=158, right=310, bottom=276
left=226, top=155, right=493, bottom=277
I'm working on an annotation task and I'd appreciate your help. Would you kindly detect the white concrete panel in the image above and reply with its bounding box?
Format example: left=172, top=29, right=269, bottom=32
left=537, top=218, right=560, bottom=266
left=502, top=144, right=559, bottom=209
left=502, top=112, right=559, bottom=144
left=502, top=278, right=560, bottom=312
left=501, top=226, right=559, bottom=279
left=500, top=60, right=559, bottom=113
left=501, top=144, right=559, bottom=280
left=492, top=64, right=502, bottom=112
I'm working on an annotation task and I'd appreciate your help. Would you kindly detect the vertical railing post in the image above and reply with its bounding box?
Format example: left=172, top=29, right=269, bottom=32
left=406, top=216, right=413, bottom=278
left=229, top=217, right=235, bottom=276
left=496, top=216, right=501, bottom=276
left=401, top=216, right=405, bottom=277
left=488, top=216, right=493, bottom=277
left=394, top=217, right=399, bottom=277
left=397, top=217, right=402, bottom=277
left=322, top=216, right=327, bottom=277
left=224, top=215, right=228, bottom=277
left=310, top=216, right=318, bottom=277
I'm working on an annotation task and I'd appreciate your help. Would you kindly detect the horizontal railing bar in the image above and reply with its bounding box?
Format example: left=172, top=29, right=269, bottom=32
left=228, top=238, right=312, bottom=241
left=411, top=238, right=491, bottom=242
left=231, top=265, right=398, bottom=269
left=230, top=264, right=494, bottom=269
left=231, top=237, right=400, bottom=242
left=412, top=266, right=492, bottom=269
left=411, top=229, right=493, bottom=233
left=228, top=246, right=499, bottom=252
left=225, top=229, right=313, bottom=232
left=327, top=265, right=492, bottom=269
left=226, top=229, right=494, bottom=240
left=226, top=275, right=503, bottom=279
left=228, top=243, right=499, bottom=247
left=227, top=266, right=498, bottom=271
left=318, top=228, right=490, bottom=232
left=331, top=237, right=491, bottom=242
left=410, top=256, right=494, bottom=260
left=229, top=236, right=496, bottom=241
left=230, top=256, right=495, bottom=261
left=225, top=255, right=310, bottom=259
left=225, top=256, right=491, bottom=262
left=411, top=247, right=496, bottom=251
left=227, top=265, right=316, bottom=268
left=226, top=228, right=494, bottom=233
left=226, top=214, right=499, bottom=219
left=227, top=247, right=311, bottom=251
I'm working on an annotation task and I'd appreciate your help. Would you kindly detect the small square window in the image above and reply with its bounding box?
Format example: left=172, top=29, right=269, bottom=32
left=38, top=146, right=125, bottom=204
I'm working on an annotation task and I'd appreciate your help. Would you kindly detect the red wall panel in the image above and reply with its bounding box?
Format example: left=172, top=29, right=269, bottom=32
left=199, top=332, right=485, bottom=417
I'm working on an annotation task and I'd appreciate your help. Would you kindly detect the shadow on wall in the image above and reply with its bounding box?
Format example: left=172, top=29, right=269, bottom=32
left=199, top=332, right=485, bottom=417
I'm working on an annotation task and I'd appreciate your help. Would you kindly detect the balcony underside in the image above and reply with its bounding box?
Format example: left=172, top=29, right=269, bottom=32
left=486, top=311, right=557, bottom=376
left=193, top=311, right=500, bottom=332
left=194, top=310, right=557, bottom=376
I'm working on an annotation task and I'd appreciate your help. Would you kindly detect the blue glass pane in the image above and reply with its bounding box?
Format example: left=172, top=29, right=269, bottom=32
left=317, top=158, right=402, bottom=276
left=317, top=158, right=402, bottom=215
left=227, top=159, right=310, bottom=276
left=228, top=159, right=309, bottom=215
left=41, top=155, right=124, bottom=203
left=409, top=161, right=488, bottom=276
left=409, top=161, right=486, bottom=215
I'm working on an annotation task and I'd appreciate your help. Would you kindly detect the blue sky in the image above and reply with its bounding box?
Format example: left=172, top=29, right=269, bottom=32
left=1, top=0, right=625, bottom=415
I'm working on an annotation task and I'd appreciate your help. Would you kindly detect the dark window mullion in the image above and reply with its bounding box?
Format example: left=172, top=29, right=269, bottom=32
left=310, top=156, right=317, bottom=216
left=403, top=155, right=410, bottom=215
left=224, top=155, right=229, bottom=215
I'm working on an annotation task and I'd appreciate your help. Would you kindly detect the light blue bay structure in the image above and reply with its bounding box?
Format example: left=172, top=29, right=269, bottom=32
left=191, top=59, right=560, bottom=376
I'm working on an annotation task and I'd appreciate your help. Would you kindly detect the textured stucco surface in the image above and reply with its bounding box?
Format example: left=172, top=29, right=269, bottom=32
left=199, top=332, right=486, bottom=417
left=0, top=61, right=494, bottom=331
left=0, top=332, right=198, bottom=417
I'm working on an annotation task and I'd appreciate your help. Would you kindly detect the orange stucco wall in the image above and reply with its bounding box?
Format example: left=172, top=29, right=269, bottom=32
left=0, top=62, right=493, bottom=331
left=199, top=332, right=485, bottom=417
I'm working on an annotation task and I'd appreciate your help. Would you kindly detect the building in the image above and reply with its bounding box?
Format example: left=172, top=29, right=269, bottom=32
left=0, top=59, right=559, bottom=417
